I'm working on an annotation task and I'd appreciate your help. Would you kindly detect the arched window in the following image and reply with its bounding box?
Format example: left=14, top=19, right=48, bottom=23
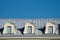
left=3, top=22, right=16, bottom=34
left=24, top=23, right=35, bottom=34
left=45, top=22, right=56, bottom=34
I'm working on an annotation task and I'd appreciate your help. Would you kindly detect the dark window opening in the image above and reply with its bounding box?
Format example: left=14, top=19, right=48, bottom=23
left=58, top=24, right=60, bottom=35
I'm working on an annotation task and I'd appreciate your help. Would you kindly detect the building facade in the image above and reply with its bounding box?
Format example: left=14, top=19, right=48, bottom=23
left=0, top=18, right=60, bottom=36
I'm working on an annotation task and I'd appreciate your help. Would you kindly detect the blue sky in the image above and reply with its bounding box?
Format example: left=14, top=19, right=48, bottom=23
left=0, top=0, right=60, bottom=18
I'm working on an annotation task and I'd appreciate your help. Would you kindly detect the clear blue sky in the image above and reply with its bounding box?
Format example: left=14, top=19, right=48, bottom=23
left=0, top=0, right=60, bottom=18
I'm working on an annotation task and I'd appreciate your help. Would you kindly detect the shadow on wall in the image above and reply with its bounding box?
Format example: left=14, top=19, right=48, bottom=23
left=38, top=26, right=45, bottom=34
left=58, top=24, right=60, bottom=35
left=0, top=27, right=4, bottom=35
left=17, top=27, right=24, bottom=34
